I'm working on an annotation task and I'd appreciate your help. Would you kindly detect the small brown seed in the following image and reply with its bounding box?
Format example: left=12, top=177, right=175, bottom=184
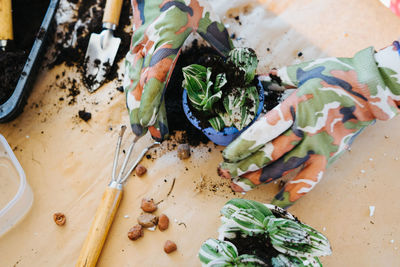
left=141, top=198, right=157, bottom=213
left=164, top=240, right=177, bottom=254
left=135, top=164, right=147, bottom=177
left=128, top=225, right=144, bottom=241
left=177, top=144, right=191, bottom=159
left=137, top=213, right=158, bottom=228
left=53, top=213, right=66, bottom=226
left=158, top=214, right=169, bottom=231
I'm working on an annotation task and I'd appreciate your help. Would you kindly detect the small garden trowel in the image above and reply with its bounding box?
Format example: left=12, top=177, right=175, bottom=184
left=83, top=0, right=123, bottom=92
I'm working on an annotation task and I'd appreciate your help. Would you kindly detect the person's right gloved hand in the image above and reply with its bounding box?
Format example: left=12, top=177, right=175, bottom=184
left=219, top=42, right=400, bottom=208
left=123, top=0, right=233, bottom=141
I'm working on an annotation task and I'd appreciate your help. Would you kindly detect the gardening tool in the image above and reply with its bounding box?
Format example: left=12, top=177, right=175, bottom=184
left=83, top=0, right=123, bottom=92
left=0, top=0, right=13, bottom=51
left=76, top=126, right=159, bottom=267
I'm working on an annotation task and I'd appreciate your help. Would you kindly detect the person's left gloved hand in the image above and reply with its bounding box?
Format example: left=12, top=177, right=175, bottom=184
left=124, top=0, right=233, bottom=141
left=219, top=42, right=400, bottom=208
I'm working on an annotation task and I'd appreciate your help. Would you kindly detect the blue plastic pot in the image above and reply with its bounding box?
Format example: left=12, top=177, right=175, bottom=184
left=183, top=81, right=264, bottom=146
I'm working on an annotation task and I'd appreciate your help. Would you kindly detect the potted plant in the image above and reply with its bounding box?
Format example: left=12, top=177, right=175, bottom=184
left=182, top=47, right=264, bottom=146
left=199, top=199, right=332, bottom=266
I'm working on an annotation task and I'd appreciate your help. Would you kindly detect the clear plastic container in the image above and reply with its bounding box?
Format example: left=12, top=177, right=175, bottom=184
left=0, top=134, right=33, bottom=236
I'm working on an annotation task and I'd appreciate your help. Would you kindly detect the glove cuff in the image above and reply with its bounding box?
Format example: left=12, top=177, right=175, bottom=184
left=352, top=45, right=400, bottom=120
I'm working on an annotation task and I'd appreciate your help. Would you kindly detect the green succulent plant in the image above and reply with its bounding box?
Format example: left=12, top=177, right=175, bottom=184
left=199, top=238, right=268, bottom=267
left=182, top=47, right=260, bottom=131
left=199, top=199, right=331, bottom=267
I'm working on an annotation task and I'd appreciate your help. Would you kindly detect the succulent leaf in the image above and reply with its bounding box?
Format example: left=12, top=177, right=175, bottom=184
left=219, top=208, right=266, bottom=238
left=221, top=199, right=274, bottom=219
left=215, top=73, right=227, bottom=92
left=199, top=239, right=238, bottom=266
left=271, top=254, right=322, bottom=267
left=183, top=65, right=223, bottom=113
left=235, top=254, right=269, bottom=266
left=267, top=218, right=331, bottom=258
left=239, top=86, right=259, bottom=130
left=209, top=116, right=226, bottom=131
left=228, top=48, right=258, bottom=84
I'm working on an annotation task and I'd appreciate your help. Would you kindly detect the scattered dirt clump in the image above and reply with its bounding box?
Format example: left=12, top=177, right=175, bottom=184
left=177, top=144, right=191, bottom=159
left=78, top=109, right=91, bottom=121
left=135, top=164, right=147, bottom=177
left=158, top=214, right=169, bottom=231
left=128, top=224, right=144, bottom=241
left=164, top=240, right=177, bottom=254
left=53, top=212, right=66, bottom=226
left=140, top=198, right=158, bottom=213
left=137, top=213, right=158, bottom=228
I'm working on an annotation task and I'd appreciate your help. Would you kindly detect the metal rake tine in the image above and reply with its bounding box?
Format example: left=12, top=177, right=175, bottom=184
left=111, top=125, right=127, bottom=182
left=116, top=136, right=140, bottom=183
left=119, top=141, right=160, bottom=184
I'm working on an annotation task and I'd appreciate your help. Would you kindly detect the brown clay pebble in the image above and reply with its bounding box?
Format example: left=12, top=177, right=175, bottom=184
left=141, top=198, right=157, bottom=213
left=164, top=240, right=177, bottom=254
left=177, top=144, right=191, bottom=159
left=128, top=224, right=144, bottom=241
left=158, top=214, right=169, bottom=231
left=135, top=164, right=147, bottom=176
left=137, top=213, right=158, bottom=228
left=53, top=213, right=66, bottom=226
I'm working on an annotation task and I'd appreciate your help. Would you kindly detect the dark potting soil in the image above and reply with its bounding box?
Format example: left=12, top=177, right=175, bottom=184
left=78, top=109, right=91, bottom=121
left=0, top=0, right=50, bottom=104
left=226, top=234, right=279, bottom=264
left=48, top=0, right=132, bottom=87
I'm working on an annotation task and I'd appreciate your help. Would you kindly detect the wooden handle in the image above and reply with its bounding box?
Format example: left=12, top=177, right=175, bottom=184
left=103, top=0, right=123, bottom=27
left=76, top=185, right=123, bottom=267
left=0, top=0, right=13, bottom=40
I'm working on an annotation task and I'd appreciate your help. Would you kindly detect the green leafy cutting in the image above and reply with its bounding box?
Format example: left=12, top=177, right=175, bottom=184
left=183, top=48, right=260, bottom=131
left=199, top=238, right=268, bottom=267
left=199, top=199, right=331, bottom=267
left=227, top=47, right=258, bottom=84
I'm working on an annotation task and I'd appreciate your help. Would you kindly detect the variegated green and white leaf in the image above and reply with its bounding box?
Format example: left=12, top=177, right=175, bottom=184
left=215, top=73, right=227, bottom=92
left=236, top=254, right=269, bottom=266
left=271, top=254, right=322, bottom=267
left=209, top=116, right=226, bottom=131
left=183, top=65, right=223, bottom=113
left=219, top=208, right=266, bottom=238
left=223, top=91, right=243, bottom=129
left=205, top=258, right=233, bottom=267
left=228, top=47, right=259, bottom=84
left=221, top=199, right=274, bottom=219
left=239, top=86, right=259, bottom=129
left=296, top=223, right=331, bottom=257
left=199, top=239, right=238, bottom=266
left=183, top=64, right=208, bottom=109
left=267, top=218, right=331, bottom=258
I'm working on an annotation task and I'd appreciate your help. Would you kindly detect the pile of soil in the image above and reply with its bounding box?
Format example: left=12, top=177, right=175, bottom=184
left=226, top=234, right=279, bottom=263
left=0, top=0, right=50, bottom=104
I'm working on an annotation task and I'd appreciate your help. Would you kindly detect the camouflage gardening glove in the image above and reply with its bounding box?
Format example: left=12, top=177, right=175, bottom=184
left=124, top=0, right=233, bottom=141
left=219, top=42, right=400, bottom=209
